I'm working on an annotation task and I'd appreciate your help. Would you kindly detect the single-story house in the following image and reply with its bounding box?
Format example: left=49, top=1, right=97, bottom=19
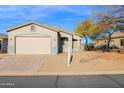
left=0, top=33, right=8, bottom=53
left=95, top=32, right=124, bottom=49
left=7, top=22, right=82, bottom=55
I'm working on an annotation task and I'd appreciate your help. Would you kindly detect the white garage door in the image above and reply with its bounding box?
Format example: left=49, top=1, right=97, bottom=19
left=16, top=36, right=51, bottom=54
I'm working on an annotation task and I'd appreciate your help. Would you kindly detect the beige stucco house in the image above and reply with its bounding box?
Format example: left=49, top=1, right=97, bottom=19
left=95, top=32, right=124, bottom=49
left=7, top=22, right=82, bottom=55
left=0, top=33, right=8, bottom=53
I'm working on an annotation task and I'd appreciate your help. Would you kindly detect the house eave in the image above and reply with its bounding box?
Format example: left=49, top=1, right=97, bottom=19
left=6, top=21, right=59, bottom=33
left=6, top=21, right=82, bottom=38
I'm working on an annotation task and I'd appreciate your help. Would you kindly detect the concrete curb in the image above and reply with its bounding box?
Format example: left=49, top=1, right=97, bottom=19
left=0, top=71, right=124, bottom=76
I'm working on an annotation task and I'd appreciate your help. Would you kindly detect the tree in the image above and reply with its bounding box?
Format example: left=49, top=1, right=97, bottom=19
left=96, top=19, right=116, bottom=49
left=76, top=19, right=96, bottom=50
left=95, top=6, right=124, bottom=49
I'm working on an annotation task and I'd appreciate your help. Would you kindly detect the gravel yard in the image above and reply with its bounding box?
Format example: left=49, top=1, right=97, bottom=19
left=38, top=51, right=124, bottom=75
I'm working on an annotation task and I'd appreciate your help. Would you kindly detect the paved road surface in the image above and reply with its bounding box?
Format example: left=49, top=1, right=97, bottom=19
left=0, top=75, right=124, bottom=88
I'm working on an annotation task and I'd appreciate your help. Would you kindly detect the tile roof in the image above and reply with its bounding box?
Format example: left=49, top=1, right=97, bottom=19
left=97, top=31, right=124, bottom=40
left=111, top=32, right=124, bottom=38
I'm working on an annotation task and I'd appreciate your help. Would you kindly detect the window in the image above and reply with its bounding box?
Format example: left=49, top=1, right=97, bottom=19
left=31, top=25, right=35, bottom=32
left=120, top=39, right=124, bottom=46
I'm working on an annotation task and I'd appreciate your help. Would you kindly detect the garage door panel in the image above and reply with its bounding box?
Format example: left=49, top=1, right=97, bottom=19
left=16, top=37, right=51, bottom=54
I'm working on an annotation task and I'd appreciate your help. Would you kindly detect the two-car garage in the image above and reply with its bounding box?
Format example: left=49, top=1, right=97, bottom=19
left=7, top=22, right=82, bottom=55
left=7, top=22, right=59, bottom=55
left=16, top=36, right=51, bottom=54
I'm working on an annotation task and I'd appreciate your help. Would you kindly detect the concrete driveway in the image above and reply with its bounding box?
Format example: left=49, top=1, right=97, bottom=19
left=0, top=55, right=46, bottom=72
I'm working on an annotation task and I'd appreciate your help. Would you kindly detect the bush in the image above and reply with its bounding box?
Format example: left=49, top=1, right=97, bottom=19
left=110, top=45, right=118, bottom=49
left=84, top=43, right=95, bottom=50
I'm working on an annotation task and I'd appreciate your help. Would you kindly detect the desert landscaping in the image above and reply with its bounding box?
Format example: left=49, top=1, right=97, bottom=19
left=37, top=51, right=124, bottom=75
left=0, top=51, right=124, bottom=75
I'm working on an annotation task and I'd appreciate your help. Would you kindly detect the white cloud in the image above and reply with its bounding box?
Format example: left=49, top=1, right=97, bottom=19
left=0, top=5, right=93, bottom=20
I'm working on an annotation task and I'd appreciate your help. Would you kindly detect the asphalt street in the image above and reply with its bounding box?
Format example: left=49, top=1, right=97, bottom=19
left=0, top=75, right=124, bottom=88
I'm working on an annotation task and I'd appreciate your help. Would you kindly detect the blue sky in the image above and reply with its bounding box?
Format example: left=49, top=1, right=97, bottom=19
left=0, top=5, right=100, bottom=34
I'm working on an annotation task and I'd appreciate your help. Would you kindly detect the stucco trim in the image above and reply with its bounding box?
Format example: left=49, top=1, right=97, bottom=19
left=15, top=33, right=52, bottom=37
left=8, top=45, right=15, bottom=54
left=51, top=46, right=58, bottom=55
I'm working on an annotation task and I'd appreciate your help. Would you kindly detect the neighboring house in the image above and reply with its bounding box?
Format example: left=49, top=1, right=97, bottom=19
left=95, top=32, right=124, bottom=49
left=0, top=33, right=8, bottom=53
left=7, top=22, right=82, bottom=55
